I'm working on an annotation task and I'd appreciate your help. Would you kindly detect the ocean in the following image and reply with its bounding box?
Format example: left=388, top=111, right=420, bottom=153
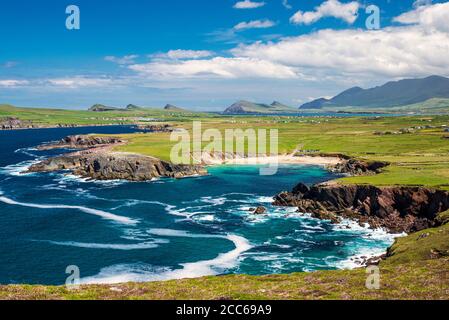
left=0, top=126, right=397, bottom=285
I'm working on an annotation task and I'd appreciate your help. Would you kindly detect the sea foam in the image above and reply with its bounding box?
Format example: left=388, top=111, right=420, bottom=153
left=80, top=230, right=252, bottom=284
left=0, top=195, right=137, bottom=225
left=36, top=240, right=166, bottom=250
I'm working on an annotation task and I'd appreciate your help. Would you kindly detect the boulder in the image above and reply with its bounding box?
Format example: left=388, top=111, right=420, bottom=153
left=253, top=206, right=267, bottom=215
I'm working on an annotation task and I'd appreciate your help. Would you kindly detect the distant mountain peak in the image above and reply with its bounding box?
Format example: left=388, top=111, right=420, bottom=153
left=88, top=104, right=119, bottom=112
left=164, top=104, right=188, bottom=112
left=224, top=100, right=296, bottom=114
left=300, top=75, right=449, bottom=111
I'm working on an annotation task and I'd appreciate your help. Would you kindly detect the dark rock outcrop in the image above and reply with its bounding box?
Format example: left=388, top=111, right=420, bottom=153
left=28, top=152, right=207, bottom=181
left=329, top=159, right=389, bottom=176
left=252, top=206, right=267, bottom=215
left=274, top=183, right=449, bottom=233
left=136, top=124, right=175, bottom=132
left=1, top=117, right=33, bottom=130
left=37, top=135, right=124, bottom=150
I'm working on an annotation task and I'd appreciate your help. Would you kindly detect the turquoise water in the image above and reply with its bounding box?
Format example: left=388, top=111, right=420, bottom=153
left=0, top=127, right=396, bottom=285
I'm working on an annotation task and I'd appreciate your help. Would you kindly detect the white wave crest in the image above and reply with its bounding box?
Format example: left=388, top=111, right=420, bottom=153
left=81, top=230, right=252, bottom=284
left=0, top=160, right=41, bottom=177
left=36, top=240, right=166, bottom=250
left=0, top=195, right=137, bottom=225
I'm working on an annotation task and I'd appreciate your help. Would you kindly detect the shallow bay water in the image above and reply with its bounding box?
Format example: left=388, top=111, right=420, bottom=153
left=0, top=126, right=397, bottom=285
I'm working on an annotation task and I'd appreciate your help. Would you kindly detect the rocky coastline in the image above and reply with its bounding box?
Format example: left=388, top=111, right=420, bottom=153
left=273, top=182, right=449, bottom=233
left=27, top=135, right=207, bottom=181
left=0, top=117, right=130, bottom=130
left=37, top=135, right=125, bottom=150
left=28, top=135, right=449, bottom=235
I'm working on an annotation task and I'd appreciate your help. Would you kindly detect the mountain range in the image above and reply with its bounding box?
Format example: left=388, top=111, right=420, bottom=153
left=301, top=75, right=449, bottom=112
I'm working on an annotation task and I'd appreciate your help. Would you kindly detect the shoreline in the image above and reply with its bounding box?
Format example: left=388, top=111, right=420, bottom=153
left=198, top=152, right=344, bottom=167
left=0, top=123, right=135, bottom=131
left=223, top=154, right=343, bottom=166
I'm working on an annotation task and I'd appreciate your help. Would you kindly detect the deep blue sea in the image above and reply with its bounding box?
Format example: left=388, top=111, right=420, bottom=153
left=0, top=126, right=396, bottom=285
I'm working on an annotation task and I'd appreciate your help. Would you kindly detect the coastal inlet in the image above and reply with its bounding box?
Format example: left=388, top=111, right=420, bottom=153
left=0, top=126, right=399, bottom=285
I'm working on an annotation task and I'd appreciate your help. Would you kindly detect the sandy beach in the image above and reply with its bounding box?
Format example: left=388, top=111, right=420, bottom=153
left=197, top=152, right=343, bottom=166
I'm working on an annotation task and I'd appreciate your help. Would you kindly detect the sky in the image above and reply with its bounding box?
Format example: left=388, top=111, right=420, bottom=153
left=1, top=0, right=449, bottom=110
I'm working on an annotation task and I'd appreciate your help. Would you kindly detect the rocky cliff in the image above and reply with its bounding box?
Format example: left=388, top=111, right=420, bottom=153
left=274, top=183, right=449, bottom=233
left=37, top=135, right=124, bottom=150
left=28, top=152, right=206, bottom=181
left=29, top=134, right=206, bottom=181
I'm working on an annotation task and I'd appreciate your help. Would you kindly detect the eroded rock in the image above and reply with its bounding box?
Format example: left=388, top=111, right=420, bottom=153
left=274, top=183, right=449, bottom=233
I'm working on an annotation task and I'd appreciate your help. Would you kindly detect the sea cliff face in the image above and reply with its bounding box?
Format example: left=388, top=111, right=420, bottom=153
left=37, top=135, right=124, bottom=150
left=28, top=152, right=206, bottom=181
left=274, top=183, right=449, bottom=233
left=28, top=135, right=207, bottom=181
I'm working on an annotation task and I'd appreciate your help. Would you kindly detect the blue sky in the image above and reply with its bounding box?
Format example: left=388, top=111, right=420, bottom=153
left=1, top=0, right=448, bottom=110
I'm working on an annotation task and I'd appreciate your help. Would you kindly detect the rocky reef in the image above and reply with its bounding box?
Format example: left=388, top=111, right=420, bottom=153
left=274, top=183, right=449, bottom=233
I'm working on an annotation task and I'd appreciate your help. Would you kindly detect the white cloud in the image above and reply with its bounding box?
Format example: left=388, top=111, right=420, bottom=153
left=282, top=0, right=292, bottom=10
left=0, top=80, right=29, bottom=87
left=233, top=19, right=276, bottom=31
left=46, top=77, right=118, bottom=89
left=124, top=2, right=449, bottom=83
left=413, top=0, right=432, bottom=8
left=128, top=57, right=298, bottom=79
left=104, top=55, right=139, bottom=65
left=394, top=2, right=449, bottom=33
left=6, top=2, right=449, bottom=109
left=231, top=24, right=449, bottom=78
left=0, top=77, right=125, bottom=89
left=154, top=50, right=215, bottom=60
left=290, top=0, right=360, bottom=25
left=233, top=0, right=265, bottom=9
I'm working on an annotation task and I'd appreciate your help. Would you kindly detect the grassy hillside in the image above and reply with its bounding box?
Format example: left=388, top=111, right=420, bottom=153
left=383, top=211, right=449, bottom=265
